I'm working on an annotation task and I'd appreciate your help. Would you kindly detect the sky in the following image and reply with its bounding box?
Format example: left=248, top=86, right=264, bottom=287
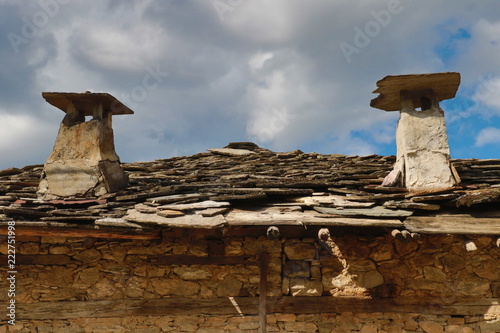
left=1, top=0, right=500, bottom=169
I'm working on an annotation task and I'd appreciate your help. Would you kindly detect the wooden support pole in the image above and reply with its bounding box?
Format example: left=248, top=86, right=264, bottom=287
left=259, top=252, right=269, bottom=333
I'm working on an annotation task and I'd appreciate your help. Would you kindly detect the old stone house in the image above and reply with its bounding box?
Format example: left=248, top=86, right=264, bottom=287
left=0, top=74, right=499, bottom=332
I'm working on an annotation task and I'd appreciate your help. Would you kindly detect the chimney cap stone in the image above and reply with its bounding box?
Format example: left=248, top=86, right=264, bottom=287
left=370, top=72, right=460, bottom=111
left=42, top=92, right=134, bottom=116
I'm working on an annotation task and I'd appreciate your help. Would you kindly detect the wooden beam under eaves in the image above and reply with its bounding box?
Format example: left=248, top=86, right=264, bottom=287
left=13, top=296, right=499, bottom=320
left=0, top=226, right=161, bottom=240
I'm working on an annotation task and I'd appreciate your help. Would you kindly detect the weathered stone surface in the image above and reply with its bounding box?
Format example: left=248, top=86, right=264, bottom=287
left=419, top=320, right=444, bottom=333
left=20, top=242, right=40, bottom=254
left=359, top=324, right=378, bottom=333
left=147, top=193, right=206, bottom=204
left=101, top=246, right=128, bottom=263
left=356, top=270, right=384, bottom=289
left=477, top=318, right=500, bottom=333
left=393, top=107, right=456, bottom=191
left=300, top=195, right=375, bottom=208
left=371, top=72, right=460, bottom=111
left=349, top=260, right=377, bottom=272
left=151, top=279, right=200, bottom=296
left=158, top=200, right=230, bottom=211
left=283, top=261, right=310, bottom=278
left=147, top=267, right=166, bottom=278
left=371, top=74, right=460, bottom=191
left=79, top=267, right=100, bottom=285
left=37, top=92, right=132, bottom=199
left=472, top=259, right=500, bottom=280
left=49, top=245, right=71, bottom=255
left=284, top=322, right=318, bottom=332
left=134, top=203, right=158, bottom=214
left=456, top=277, right=491, bottom=296
left=208, top=148, right=256, bottom=156
left=289, top=278, right=323, bottom=296
left=440, top=254, right=465, bottom=270
left=314, top=205, right=413, bottom=217
left=102, top=264, right=130, bottom=275
left=173, top=267, right=212, bottom=280
left=38, top=125, right=127, bottom=199
left=38, top=267, right=74, bottom=288
left=73, top=248, right=101, bottom=262
left=423, top=266, right=447, bottom=282
left=216, top=276, right=243, bottom=297
left=157, top=209, right=185, bottom=217
left=284, top=242, right=316, bottom=260
left=124, top=209, right=226, bottom=228
left=199, top=207, right=230, bottom=217
left=444, top=325, right=474, bottom=333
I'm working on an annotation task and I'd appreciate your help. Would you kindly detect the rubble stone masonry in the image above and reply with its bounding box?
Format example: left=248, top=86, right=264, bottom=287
left=1, top=231, right=499, bottom=332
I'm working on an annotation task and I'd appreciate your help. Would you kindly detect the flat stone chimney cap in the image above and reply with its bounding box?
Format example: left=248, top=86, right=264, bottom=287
left=370, top=72, right=461, bottom=111
left=42, top=92, right=134, bottom=116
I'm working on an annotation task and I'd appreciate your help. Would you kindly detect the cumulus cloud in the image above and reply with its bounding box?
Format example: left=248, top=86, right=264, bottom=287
left=475, top=127, right=500, bottom=147
left=0, top=111, right=56, bottom=168
left=2, top=0, right=500, bottom=169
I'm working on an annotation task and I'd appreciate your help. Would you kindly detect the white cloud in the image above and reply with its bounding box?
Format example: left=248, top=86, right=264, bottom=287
left=3, top=0, right=500, bottom=169
left=473, top=75, right=500, bottom=110
left=0, top=112, right=56, bottom=168
left=248, top=52, right=274, bottom=73
left=220, top=0, right=296, bottom=43
left=475, top=127, right=500, bottom=147
left=74, top=22, right=168, bottom=72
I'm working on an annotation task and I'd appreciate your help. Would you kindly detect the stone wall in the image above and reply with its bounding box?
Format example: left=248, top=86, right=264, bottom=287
left=2, top=313, right=500, bottom=333
left=1, top=231, right=499, bottom=332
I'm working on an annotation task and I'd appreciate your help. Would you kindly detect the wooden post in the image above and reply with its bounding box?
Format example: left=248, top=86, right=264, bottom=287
left=259, top=252, right=269, bottom=333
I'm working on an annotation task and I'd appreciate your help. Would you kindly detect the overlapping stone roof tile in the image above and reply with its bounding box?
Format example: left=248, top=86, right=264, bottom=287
left=1, top=142, right=500, bottom=236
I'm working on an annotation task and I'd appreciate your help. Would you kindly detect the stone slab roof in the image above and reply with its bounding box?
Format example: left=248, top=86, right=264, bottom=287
left=42, top=92, right=134, bottom=116
left=1, top=142, right=500, bottom=236
left=371, top=72, right=460, bottom=111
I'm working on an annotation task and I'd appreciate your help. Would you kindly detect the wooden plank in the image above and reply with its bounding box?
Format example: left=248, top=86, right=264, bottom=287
left=404, top=216, right=500, bottom=235
left=14, top=298, right=259, bottom=320
left=147, top=255, right=254, bottom=265
left=269, top=296, right=499, bottom=316
left=259, top=253, right=269, bottom=333
left=0, top=255, right=76, bottom=265
left=0, top=226, right=160, bottom=240
left=11, top=296, right=499, bottom=320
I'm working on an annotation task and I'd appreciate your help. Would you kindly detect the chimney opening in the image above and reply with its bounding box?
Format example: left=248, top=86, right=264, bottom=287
left=420, top=96, right=432, bottom=111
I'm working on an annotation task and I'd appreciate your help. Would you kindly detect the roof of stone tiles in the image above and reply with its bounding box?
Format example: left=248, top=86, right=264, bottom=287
left=2, top=142, right=500, bottom=236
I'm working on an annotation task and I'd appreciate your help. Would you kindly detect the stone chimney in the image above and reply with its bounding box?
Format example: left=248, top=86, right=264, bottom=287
left=37, top=92, right=133, bottom=199
left=371, top=72, right=461, bottom=191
